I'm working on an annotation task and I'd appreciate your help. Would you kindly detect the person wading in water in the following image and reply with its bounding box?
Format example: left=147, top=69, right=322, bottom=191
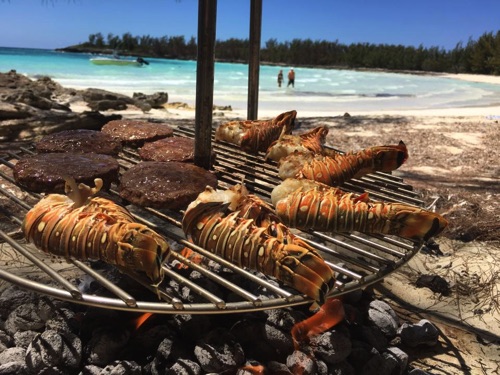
left=277, top=70, right=284, bottom=87
left=287, top=68, right=295, bottom=88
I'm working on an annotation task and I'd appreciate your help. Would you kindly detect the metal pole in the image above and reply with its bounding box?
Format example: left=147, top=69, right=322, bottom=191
left=194, top=0, right=217, bottom=169
left=247, top=0, right=262, bottom=120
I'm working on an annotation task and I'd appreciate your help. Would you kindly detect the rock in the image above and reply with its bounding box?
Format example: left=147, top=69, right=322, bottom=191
left=133, top=91, right=169, bottom=108
left=0, top=72, right=125, bottom=142
left=398, top=319, right=440, bottom=347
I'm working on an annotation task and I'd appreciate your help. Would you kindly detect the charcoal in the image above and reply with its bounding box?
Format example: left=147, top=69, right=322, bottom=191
left=45, top=307, right=79, bottom=334
left=350, top=325, right=388, bottom=352
left=316, top=360, right=328, bottom=375
left=165, top=358, right=201, bottom=375
left=367, top=300, right=399, bottom=337
left=236, top=360, right=267, bottom=375
left=25, top=329, right=82, bottom=373
left=360, top=350, right=388, bottom=375
left=324, top=360, right=356, bottom=375
left=0, top=360, right=29, bottom=375
left=122, top=323, right=174, bottom=362
left=85, top=327, right=130, bottom=366
left=266, top=360, right=293, bottom=374
left=194, top=327, right=245, bottom=373
left=310, top=326, right=352, bottom=364
left=264, top=308, right=303, bottom=330
left=286, top=350, right=317, bottom=375
left=0, top=286, right=35, bottom=319
left=0, top=347, right=27, bottom=371
left=4, top=303, right=45, bottom=335
left=0, top=329, right=13, bottom=348
left=264, top=322, right=294, bottom=357
left=173, top=314, right=212, bottom=343
left=13, top=330, right=38, bottom=348
left=347, top=340, right=380, bottom=373
left=79, top=364, right=103, bottom=375
left=99, top=360, right=142, bottom=374
left=398, top=319, right=439, bottom=347
left=382, top=347, right=409, bottom=375
left=231, top=318, right=290, bottom=362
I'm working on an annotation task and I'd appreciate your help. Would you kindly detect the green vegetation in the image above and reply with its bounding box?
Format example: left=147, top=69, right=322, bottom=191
left=70, top=30, right=500, bottom=75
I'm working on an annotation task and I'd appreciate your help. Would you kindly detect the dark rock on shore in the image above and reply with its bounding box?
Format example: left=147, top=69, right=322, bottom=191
left=0, top=70, right=121, bottom=142
left=0, top=70, right=171, bottom=143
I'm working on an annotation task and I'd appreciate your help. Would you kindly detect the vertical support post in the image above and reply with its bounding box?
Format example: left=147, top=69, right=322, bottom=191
left=247, top=0, right=262, bottom=120
left=194, top=0, right=217, bottom=169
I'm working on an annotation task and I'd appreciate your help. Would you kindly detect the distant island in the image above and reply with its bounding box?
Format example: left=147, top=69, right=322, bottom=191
left=57, top=30, right=500, bottom=75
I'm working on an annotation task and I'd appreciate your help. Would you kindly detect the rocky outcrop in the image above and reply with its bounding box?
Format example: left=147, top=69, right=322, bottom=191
left=0, top=70, right=170, bottom=142
left=132, top=91, right=168, bottom=109
left=0, top=70, right=121, bottom=142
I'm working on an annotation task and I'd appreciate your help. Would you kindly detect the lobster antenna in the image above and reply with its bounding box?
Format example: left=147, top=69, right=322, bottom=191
left=64, top=177, right=103, bottom=208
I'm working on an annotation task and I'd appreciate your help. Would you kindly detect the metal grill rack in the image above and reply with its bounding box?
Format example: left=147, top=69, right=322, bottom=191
left=0, top=126, right=425, bottom=314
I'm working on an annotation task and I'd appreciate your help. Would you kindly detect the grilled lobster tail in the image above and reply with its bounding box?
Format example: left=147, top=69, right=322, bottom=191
left=265, top=125, right=329, bottom=162
left=182, top=186, right=335, bottom=304
left=278, top=141, right=409, bottom=186
left=215, top=110, right=297, bottom=154
left=22, top=178, right=170, bottom=284
left=271, top=179, right=448, bottom=241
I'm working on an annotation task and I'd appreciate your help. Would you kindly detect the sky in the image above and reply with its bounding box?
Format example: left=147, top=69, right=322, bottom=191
left=0, top=0, right=498, bottom=51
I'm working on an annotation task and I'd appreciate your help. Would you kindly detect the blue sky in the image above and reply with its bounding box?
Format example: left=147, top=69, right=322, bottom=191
left=0, top=0, right=498, bottom=50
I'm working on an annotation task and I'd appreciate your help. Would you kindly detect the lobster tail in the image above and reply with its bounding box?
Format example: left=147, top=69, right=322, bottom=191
left=366, top=140, right=408, bottom=175
left=114, top=223, right=170, bottom=284
left=22, top=179, right=171, bottom=286
left=182, top=185, right=335, bottom=304
left=275, top=245, right=335, bottom=304
left=272, top=179, right=448, bottom=242
left=386, top=205, right=448, bottom=241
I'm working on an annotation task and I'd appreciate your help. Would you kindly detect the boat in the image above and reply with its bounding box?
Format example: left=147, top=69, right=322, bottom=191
left=90, top=56, right=149, bottom=67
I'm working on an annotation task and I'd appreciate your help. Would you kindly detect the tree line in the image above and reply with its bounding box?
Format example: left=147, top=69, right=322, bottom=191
left=78, top=30, right=500, bottom=75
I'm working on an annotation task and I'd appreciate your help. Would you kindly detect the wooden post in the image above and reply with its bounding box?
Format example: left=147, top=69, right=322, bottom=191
left=247, top=0, right=262, bottom=120
left=194, top=0, right=217, bottom=169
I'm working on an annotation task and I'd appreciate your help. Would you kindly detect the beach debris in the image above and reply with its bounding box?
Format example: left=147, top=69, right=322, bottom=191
left=415, top=274, right=451, bottom=295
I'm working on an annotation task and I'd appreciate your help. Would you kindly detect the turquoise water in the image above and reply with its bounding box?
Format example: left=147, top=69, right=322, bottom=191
left=2, top=46, right=500, bottom=113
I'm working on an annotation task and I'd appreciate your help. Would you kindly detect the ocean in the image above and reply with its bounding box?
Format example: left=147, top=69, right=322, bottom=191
left=2, top=46, right=500, bottom=114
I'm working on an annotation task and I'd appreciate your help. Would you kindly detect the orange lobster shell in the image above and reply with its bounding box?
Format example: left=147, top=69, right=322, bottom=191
left=271, top=178, right=448, bottom=241
left=215, top=110, right=297, bottom=154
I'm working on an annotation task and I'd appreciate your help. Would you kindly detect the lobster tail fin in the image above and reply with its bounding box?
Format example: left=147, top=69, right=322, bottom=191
left=276, top=245, right=335, bottom=304
left=372, top=140, right=409, bottom=173
left=391, top=207, right=448, bottom=241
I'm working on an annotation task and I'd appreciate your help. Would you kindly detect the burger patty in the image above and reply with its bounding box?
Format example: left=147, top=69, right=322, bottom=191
left=101, top=119, right=174, bottom=147
left=139, top=136, right=195, bottom=162
left=119, top=161, right=218, bottom=210
left=35, top=129, right=122, bottom=155
left=13, top=153, right=120, bottom=193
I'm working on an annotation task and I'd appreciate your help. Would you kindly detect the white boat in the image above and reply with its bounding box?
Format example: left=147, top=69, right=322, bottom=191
left=90, top=56, right=149, bottom=67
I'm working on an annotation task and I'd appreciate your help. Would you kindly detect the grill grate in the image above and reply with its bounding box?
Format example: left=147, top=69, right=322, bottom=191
left=0, top=125, right=424, bottom=314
